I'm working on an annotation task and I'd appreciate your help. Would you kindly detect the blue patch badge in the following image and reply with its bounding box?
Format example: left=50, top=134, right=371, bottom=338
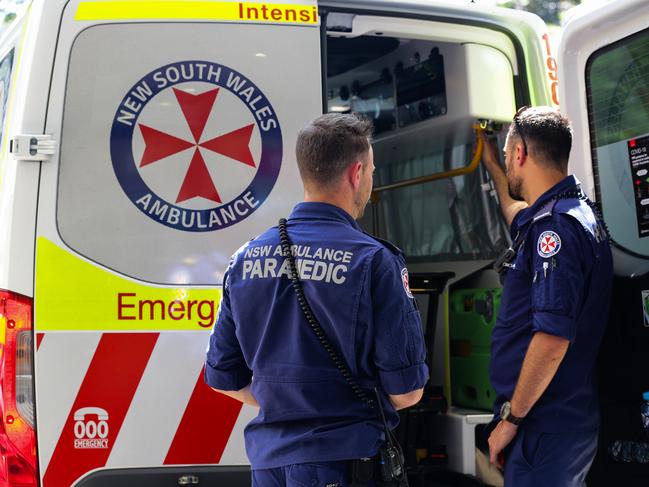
left=110, top=60, right=282, bottom=232
left=537, top=230, right=561, bottom=258
left=401, top=268, right=414, bottom=299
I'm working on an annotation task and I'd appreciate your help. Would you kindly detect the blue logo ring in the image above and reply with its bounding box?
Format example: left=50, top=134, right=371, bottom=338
left=110, top=60, right=282, bottom=232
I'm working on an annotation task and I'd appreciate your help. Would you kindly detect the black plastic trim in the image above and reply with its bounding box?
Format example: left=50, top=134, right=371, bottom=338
left=75, top=465, right=251, bottom=487
left=319, top=8, right=329, bottom=113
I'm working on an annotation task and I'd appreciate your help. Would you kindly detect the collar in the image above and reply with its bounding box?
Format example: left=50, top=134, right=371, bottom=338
left=288, top=202, right=361, bottom=231
left=516, top=175, right=580, bottom=228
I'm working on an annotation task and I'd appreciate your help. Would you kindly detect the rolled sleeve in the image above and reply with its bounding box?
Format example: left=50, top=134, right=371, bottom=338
left=204, top=266, right=252, bottom=391
left=204, top=360, right=252, bottom=391
left=378, top=363, right=429, bottom=395
left=530, top=216, right=588, bottom=343
left=371, top=249, right=429, bottom=395
left=533, top=311, right=576, bottom=342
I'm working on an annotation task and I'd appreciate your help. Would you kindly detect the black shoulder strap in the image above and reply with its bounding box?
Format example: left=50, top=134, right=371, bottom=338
left=277, top=218, right=375, bottom=409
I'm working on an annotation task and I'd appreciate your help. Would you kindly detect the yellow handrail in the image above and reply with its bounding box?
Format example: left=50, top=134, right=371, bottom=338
left=371, top=125, right=485, bottom=201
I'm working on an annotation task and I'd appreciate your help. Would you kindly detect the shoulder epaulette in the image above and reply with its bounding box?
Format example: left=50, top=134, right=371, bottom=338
left=532, top=198, right=559, bottom=223
left=363, top=232, right=403, bottom=256
left=532, top=194, right=584, bottom=223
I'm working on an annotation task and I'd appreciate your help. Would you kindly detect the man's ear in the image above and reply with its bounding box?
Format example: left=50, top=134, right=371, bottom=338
left=347, top=161, right=363, bottom=190
left=515, top=143, right=527, bottom=167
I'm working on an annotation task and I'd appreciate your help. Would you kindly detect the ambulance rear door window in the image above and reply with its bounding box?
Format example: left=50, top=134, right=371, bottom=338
left=586, top=27, right=649, bottom=254
left=56, top=22, right=320, bottom=285
left=0, top=49, right=13, bottom=144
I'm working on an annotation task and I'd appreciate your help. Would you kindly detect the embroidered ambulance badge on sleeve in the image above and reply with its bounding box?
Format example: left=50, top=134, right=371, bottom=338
left=401, top=268, right=414, bottom=298
left=537, top=230, right=561, bottom=258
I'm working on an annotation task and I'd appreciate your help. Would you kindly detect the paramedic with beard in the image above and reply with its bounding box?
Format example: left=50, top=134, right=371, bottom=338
left=481, top=106, right=613, bottom=486
left=204, top=113, right=428, bottom=486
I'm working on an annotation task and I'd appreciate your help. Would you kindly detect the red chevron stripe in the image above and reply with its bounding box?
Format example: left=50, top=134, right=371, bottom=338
left=36, top=332, right=44, bottom=350
left=163, top=366, right=242, bottom=465
left=43, top=333, right=158, bottom=487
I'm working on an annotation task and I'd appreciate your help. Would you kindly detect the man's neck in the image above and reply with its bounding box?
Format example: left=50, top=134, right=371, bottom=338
left=303, top=192, right=358, bottom=220
left=524, top=170, right=567, bottom=207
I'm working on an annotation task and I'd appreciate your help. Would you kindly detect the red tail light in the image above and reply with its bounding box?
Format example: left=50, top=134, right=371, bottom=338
left=0, top=290, right=37, bottom=486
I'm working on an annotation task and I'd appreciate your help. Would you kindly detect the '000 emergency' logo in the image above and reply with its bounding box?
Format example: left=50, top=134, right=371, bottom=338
left=73, top=407, right=109, bottom=449
left=110, top=61, right=283, bottom=232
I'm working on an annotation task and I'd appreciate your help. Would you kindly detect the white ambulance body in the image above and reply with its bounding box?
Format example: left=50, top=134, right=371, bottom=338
left=0, top=0, right=647, bottom=485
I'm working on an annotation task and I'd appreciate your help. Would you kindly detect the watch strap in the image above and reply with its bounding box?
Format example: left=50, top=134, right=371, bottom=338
left=504, top=413, right=524, bottom=426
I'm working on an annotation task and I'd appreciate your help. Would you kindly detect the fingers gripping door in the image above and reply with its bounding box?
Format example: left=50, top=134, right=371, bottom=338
left=35, top=3, right=321, bottom=486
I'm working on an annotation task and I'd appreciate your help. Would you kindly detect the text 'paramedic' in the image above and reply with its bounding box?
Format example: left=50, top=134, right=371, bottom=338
left=242, top=244, right=353, bottom=284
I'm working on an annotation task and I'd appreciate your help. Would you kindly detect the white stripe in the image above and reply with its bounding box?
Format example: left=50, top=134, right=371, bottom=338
left=219, top=405, right=256, bottom=465
left=106, top=331, right=208, bottom=467
left=36, top=332, right=102, bottom=473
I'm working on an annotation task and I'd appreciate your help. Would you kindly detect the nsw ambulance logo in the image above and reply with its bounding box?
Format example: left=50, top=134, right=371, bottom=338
left=401, top=267, right=414, bottom=299
left=110, top=60, right=282, bottom=232
left=537, top=230, right=561, bottom=258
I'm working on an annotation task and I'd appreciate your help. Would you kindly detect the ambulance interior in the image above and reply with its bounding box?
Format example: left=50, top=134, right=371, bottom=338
left=325, top=15, right=518, bottom=482
left=325, top=14, right=649, bottom=485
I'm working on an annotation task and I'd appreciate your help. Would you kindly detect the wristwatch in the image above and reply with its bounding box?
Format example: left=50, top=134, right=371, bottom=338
left=500, top=401, right=524, bottom=426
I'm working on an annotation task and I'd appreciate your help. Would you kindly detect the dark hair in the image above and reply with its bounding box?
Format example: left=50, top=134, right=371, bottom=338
left=295, top=113, right=373, bottom=187
left=509, top=106, right=572, bottom=171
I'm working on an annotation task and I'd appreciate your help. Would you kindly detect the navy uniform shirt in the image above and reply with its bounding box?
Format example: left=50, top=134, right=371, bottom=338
left=490, top=175, right=613, bottom=432
left=205, top=202, right=429, bottom=469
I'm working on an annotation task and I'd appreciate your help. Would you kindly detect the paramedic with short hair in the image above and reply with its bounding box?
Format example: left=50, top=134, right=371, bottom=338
left=204, top=113, right=428, bottom=486
left=481, top=106, right=613, bottom=486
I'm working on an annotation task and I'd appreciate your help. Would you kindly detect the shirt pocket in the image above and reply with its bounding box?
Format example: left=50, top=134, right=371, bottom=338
left=532, top=261, right=565, bottom=314
left=497, top=253, right=531, bottom=326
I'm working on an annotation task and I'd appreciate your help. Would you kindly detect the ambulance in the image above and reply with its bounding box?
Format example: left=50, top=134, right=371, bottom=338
left=0, top=0, right=647, bottom=485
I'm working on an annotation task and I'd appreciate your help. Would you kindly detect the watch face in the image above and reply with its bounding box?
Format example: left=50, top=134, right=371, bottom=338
left=501, top=401, right=511, bottom=419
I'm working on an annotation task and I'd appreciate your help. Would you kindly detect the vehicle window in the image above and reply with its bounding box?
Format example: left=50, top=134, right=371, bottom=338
left=56, top=22, right=320, bottom=285
left=369, top=145, right=507, bottom=261
left=0, top=48, right=14, bottom=144
left=327, top=33, right=510, bottom=261
left=586, top=27, right=649, bottom=253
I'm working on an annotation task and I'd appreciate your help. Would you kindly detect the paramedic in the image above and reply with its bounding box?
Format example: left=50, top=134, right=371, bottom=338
left=482, top=106, right=613, bottom=486
left=204, top=113, right=428, bottom=486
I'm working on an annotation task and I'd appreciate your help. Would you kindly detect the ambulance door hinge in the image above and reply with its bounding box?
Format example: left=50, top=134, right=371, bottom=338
left=10, top=134, right=57, bottom=161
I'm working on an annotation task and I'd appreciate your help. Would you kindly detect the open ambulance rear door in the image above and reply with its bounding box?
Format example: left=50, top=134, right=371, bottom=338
left=32, top=1, right=321, bottom=486
left=558, top=1, right=649, bottom=485
left=559, top=0, right=649, bottom=277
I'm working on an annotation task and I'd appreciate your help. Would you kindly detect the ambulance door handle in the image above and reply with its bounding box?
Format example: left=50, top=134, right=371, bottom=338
left=10, top=134, right=57, bottom=161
